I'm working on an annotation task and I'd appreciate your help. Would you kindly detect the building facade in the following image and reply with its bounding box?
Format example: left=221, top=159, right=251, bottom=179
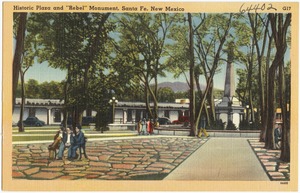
left=13, top=98, right=189, bottom=125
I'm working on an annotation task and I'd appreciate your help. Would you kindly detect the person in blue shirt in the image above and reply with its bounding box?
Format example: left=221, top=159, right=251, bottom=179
left=68, top=125, right=85, bottom=160
left=198, top=116, right=210, bottom=138
left=274, top=123, right=282, bottom=149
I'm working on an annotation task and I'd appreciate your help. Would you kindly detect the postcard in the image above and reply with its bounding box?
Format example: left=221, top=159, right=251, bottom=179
left=2, top=1, right=298, bottom=191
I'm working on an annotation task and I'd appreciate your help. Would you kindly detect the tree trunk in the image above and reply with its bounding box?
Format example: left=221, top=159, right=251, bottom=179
left=267, top=13, right=291, bottom=161
left=13, top=13, right=27, bottom=110
left=265, top=64, right=277, bottom=149
left=260, top=32, right=273, bottom=142
left=62, top=66, right=71, bottom=129
left=18, top=70, right=25, bottom=132
left=208, top=82, right=216, bottom=123
left=144, top=82, right=153, bottom=119
left=279, top=59, right=290, bottom=162
left=188, top=13, right=196, bottom=136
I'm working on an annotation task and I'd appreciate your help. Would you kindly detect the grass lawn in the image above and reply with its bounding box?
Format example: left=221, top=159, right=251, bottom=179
left=12, top=129, right=138, bottom=142
left=13, top=135, right=54, bottom=142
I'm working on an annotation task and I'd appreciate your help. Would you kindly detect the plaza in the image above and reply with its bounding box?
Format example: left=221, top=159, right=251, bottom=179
left=12, top=134, right=289, bottom=182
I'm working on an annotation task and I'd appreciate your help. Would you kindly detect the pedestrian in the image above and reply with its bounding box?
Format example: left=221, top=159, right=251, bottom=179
left=57, top=126, right=74, bottom=160
left=149, top=120, right=154, bottom=135
left=137, top=120, right=142, bottom=134
left=274, top=123, right=282, bottom=149
left=147, top=119, right=151, bottom=135
left=198, top=116, right=210, bottom=138
left=141, top=118, right=147, bottom=135
left=68, top=125, right=85, bottom=160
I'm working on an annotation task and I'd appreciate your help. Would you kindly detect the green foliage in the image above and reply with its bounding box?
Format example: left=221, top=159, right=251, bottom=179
left=238, top=119, right=261, bottom=130
left=236, top=68, right=259, bottom=107
left=95, top=109, right=110, bottom=132
left=226, top=120, right=237, bottom=130
left=213, top=89, right=224, bottom=99
left=207, top=119, right=225, bottom=130
left=157, top=87, right=175, bottom=102
left=16, top=79, right=64, bottom=99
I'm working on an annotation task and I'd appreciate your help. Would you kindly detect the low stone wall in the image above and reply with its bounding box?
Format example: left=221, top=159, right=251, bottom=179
left=108, top=123, right=136, bottom=131
left=153, top=127, right=260, bottom=138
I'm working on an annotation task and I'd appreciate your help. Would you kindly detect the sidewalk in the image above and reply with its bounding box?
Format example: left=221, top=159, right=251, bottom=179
left=165, top=138, right=269, bottom=181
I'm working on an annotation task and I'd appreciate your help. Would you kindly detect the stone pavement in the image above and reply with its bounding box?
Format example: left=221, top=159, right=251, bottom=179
left=248, top=139, right=290, bottom=181
left=12, top=136, right=290, bottom=181
left=12, top=136, right=208, bottom=180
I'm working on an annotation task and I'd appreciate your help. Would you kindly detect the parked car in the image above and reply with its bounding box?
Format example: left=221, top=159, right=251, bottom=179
left=20, top=117, right=45, bottom=127
left=158, top=117, right=171, bottom=125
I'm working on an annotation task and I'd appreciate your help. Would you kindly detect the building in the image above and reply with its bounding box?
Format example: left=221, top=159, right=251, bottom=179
left=13, top=98, right=189, bottom=125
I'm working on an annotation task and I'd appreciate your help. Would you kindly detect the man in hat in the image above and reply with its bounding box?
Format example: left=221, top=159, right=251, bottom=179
left=274, top=123, right=282, bottom=149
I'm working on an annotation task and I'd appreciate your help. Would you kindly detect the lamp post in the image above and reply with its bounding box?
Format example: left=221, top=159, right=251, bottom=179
left=109, top=97, right=118, bottom=123
left=245, top=105, right=249, bottom=122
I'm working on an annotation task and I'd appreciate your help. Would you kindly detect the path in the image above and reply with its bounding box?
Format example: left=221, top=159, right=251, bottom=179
left=165, top=138, right=269, bottom=181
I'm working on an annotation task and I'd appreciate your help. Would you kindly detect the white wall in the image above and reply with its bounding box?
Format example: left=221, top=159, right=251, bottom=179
left=115, top=109, right=123, bottom=123
left=158, top=110, right=164, bottom=117
left=169, top=111, right=179, bottom=122
left=36, top=108, right=48, bottom=123
left=12, top=107, right=29, bottom=124
left=233, top=113, right=240, bottom=128
left=219, top=113, right=228, bottom=126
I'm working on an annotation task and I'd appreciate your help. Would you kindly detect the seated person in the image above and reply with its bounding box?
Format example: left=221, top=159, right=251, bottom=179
left=57, top=126, right=74, bottom=160
left=68, top=125, right=85, bottom=160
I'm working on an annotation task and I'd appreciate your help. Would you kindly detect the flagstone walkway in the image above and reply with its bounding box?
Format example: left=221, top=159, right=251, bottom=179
left=248, top=139, right=290, bottom=181
left=12, top=137, right=208, bottom=180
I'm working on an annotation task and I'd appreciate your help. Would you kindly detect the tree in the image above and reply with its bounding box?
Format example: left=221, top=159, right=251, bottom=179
left=32, top=13, right=112, bottom=128
left=266, top=13, right=291, bottom=161
left=193, top=14, right=233, bottom=134
left=248, top=13, right=273, bottom=141
left=113, top=13, right=176, bottom=122
left=167, top=13, right=233, bottom=134
left=13, top=13, right=27, bottom=110
left=39, top=81, right=64, bottom=99
left=157, top=87, right=175, bottom=102
left=26, top=79, right=40, bottom=98
left=13, top=13, right=40, bottom=132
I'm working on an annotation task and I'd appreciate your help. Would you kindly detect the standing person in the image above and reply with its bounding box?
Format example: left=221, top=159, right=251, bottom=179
left=141, top=118, right=147, bottom=135
left=198, top=116, right=210, bottom=138
left=137, top=120, right=142, bottom=134
left=274, top=123, right=282, bottom=149
left=68, top=125, right=85, bottom=160
left=57, top=126, right=74, bottom=160
left=147, top=119, right=151, bottom=135
left=149, top=120, right=154, bottom=135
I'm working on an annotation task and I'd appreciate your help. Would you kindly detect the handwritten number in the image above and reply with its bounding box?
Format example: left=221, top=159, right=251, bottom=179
left=267, top=4, right=277, bottom=11
left=239, top=3, right=278, bottom=13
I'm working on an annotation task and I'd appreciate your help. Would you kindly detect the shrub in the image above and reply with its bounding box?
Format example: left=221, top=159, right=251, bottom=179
left=239, top=120, right=260, bottom=130
left=207, top=119, right=225, bottom=130
left=226, top=120, right=237, bottom=130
